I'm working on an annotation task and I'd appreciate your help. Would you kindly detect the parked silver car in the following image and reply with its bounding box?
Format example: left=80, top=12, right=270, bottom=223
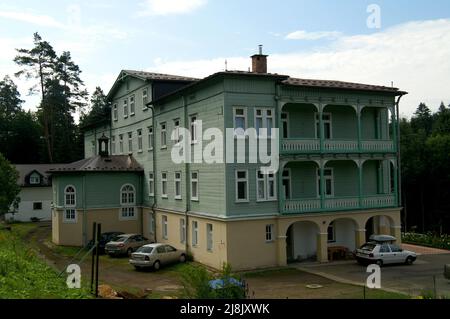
left=355, top=238, right=417, bottom=266
left=105, top=234, right=151, bottom=257
left=129, top=243, right=186, bottom=270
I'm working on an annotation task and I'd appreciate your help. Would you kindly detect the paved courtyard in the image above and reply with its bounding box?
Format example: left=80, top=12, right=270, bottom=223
left=295, top=245, right=450, bottom=297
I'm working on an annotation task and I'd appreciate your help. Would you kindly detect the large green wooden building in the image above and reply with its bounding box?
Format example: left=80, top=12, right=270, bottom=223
left=50, top=50, right=406, bottom=270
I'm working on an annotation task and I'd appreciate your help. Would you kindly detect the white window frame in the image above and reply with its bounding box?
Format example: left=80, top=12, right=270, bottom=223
left=281, top=112, right=289, bottom=139
left=160, top=122, right=167, bottom=149
left=119, top=134, right=124, bottom=154
left=148, top=172, right=154, bottom=197
left=137, top=129, right=143, bottom=153
left=190, top=115, right=198, bottom=144
left=206, top=223, right=213, bottom=252
left=148, top=126, right=154, bottom=151
left=192, top=220, right=198, bottom=247
left=173, top=118, right=181, bottom=144
left=123, top=99, right=128, bottom=118
left=30, top=174, right=40, bottom=185
left=119, top=184, right=136, bottom=221
left=282, top=168, right=292, bottom=200
left=162, top=215, right=168, bottom=239
left=255, top=108, right=274, bottom=137
left=328, top=221, right=336, bottom=243
left=180, top=218, right=186, bottom=244
left=174, top=172, right=182, bottom=200
left=111, top=136, right=116, bottom=155
left=149, top=214, right=155, bottom=234
left=256, top=170, right=277, bottom=202
left=315, top=112, right=333, bottom=139
left=233, top=107, right=247, bottom=138
left=64, top=185, right=76, bottom=207
left=235, top=170, right=249, bottom=203
left=63, top=209, right=77, bottom=224
left=190, top=171, right=199, bottom=201
left=265, top=224, right=275, bottom=242
left=142, top=88, right=148, bottom=110
left=127, top=132, right=133, bottom=154
left=161, top=172, right=168, bottom=199
left=317, top=168, right=334, bottom=198
left=129, top=95, right=135, bottom=116
left=113, top=103, right=118, bottom=121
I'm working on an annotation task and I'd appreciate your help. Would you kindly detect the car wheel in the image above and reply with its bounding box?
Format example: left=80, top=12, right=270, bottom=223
left=376, top=259, right=383, bottom=267
left=127, top=248, right=133, bottom=256
left=179, top=254, right=186, bottom=263
left=153, top=260, right=161, bottom=271
left=405, top=256, right=415, bottom=265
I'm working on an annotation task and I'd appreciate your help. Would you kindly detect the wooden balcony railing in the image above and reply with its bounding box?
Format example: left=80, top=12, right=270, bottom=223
left=281, top=138, right=395, bottom=154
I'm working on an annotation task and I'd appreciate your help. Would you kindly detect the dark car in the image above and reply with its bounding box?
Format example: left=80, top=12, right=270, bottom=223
left=87, top=231, right=124, bottom=253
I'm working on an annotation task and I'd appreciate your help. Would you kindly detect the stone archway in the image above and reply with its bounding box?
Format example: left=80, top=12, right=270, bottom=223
left=364, top=215, right=396, bottom=241
left=286, top=220, right=320, bottom=263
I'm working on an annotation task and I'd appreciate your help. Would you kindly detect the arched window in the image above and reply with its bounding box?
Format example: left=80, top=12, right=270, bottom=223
left=120, top=184, right=136, bottom=220
left=64, top=185, right=77, bottom=223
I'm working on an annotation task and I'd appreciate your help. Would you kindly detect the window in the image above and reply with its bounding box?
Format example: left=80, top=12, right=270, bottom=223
left=180, top=218, right=186, bottom=244
left=233, top=107, right=247, bottom=137
left=64, top=186, right=76, bottom=207
left=128, top=132, right=133, bottom=153
left=148, top=126, right=154, bottom=151
left=111, top=136, right=116, bottom=155
left=190, top=115, right=198, bottom=143
left=119, top=134, right=124, bottom=154
left=255, top=108, right=274, bottom=137
left=30, top=174, right=40, bottom=185
left=162, top=215, right=168, bottom=239
left=235, top=170, right=248, bottom=202
left=173, top=119, right=181, bottom=144
left=256, top=170, right=277, bottom=201
left=137, top=129, right=143, bottom=152
left=160, top=122, right=167, bottom=148
left=191, top=171, right=199, bottom=201
left=33, top=202, right=42, bottom=210
left=380, top=244, right=391, bottom=253
left=64, top=209, right=77, bottom=223
left=315, top=113, right=332, bottom=139
left=317, top=168, right=334, bottom=197
left=161, top=172, right=168, bottom=198
left=282, top=169, right=291, bottom=200
left=148, top=172, right=154, bottom=196
left=206, top=224, right=213, bottom=252
left=129, top=95, right=135, bottom=116
left=142, top=88, right=148, bottom=109
left=174, top=172, right=182, bottom=200
left=192, top=221, right=198, bottom=246
left=328, top=222, right=336, bottom=243
left=266, top=224, right=274, bottom=242
left=113, top=104, right=118, bottom=121
left=149, top=214, right=155, bottom=234
left=123, top=99, right=128, bottom=118
left=120, top=184, right=135, bottom=220
left=281, top=112, right=289, bottom=139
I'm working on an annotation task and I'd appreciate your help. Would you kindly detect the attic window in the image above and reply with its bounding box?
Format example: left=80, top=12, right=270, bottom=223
left=30, top=175, right=40, bottom=185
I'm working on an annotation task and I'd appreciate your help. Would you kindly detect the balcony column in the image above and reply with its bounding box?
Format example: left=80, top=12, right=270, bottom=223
left=393, top=159, right=399, bottom=206
left=317, top=232, right=329, bottom=263
left=355, top=229, right=367, bottom=249
left=390, top=106, right=398, bottom=152
left=318, top=103, right=324, bottom=152
left=319, top=160, right=325, bottom=209
left=357, top=105, right=362, bottom=152
left=276, top=234, right=288, bottom=267
left=358, top=160, right=363, bottom=208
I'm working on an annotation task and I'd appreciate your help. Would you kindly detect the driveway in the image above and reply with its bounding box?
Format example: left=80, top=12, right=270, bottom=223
left=295, top=246, right=450, bottom=297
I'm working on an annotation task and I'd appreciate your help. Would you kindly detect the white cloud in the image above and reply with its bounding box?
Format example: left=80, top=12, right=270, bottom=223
left=286, top=30, right=342, bottom=40
left=137, top=0, right=207, bottom=16
left=149, top=19, right=450, bottom=117
left=0, top=10, right=64, bottom=28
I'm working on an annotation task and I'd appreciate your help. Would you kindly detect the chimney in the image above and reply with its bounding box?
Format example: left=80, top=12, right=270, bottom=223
left=251, top=45, right=268, bottom=73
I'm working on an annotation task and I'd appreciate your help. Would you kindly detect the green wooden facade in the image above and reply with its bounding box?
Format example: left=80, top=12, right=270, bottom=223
left=73, top=71, right=401, bottom=219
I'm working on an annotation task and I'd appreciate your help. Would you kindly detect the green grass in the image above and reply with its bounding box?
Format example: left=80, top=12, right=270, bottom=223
left=242, top=267, right=296, bottom=278
left=0, top=224, right=92, bottom=299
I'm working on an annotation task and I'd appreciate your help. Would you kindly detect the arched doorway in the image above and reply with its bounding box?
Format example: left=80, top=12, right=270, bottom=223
left=365, top=215, right=395, bottom=241
left=286, top=221, right=320, bottom=263
left=327, top=218, right=359, bottom=252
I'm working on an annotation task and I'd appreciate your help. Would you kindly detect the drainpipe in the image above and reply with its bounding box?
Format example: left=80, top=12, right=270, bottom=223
left=183, top=95, right=190, bottom=255
left=145, top=102, right=158, bottom=242
left=395, top=95, right=404, bottom=208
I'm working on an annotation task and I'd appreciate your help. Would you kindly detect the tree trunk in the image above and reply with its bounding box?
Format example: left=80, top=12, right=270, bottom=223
left=39, top=59, right=53, bottom=163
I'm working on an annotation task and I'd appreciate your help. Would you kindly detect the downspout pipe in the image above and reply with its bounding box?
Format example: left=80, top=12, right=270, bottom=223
left=145, top=102, right=157, bottom=241
left=182, top=95, right=190, bottom=255
left=395, top=94, right=405, bottom=208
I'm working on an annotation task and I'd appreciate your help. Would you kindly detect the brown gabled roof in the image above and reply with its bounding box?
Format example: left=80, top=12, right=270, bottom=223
left=47, top=155, right=143, bottom=173
left=122, top=70, right=199, bottom=82
left=14, top=164, right=67, bottom=186
left=283, top=77, right=407, bottom=95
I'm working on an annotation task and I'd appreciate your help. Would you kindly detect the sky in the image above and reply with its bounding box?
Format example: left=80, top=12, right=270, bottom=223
left=1, top=0, right=450, bottom=119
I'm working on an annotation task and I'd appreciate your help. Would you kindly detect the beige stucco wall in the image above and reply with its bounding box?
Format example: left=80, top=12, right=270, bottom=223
left=52, top=209, right=84, bottom=246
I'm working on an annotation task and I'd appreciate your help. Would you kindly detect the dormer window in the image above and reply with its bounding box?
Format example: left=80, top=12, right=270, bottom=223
left=30, top=174, right=40, bottom=185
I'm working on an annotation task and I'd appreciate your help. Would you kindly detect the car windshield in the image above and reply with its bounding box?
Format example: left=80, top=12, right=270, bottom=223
left=360, top=243, right=376, bottom=251
left=113, top=236, right=128, bottom=242
left=136, top=246, right=153, bottom=254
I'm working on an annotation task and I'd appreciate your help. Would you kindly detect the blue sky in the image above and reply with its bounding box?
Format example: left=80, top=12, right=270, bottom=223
left=1, top=0, right=450, bottom=118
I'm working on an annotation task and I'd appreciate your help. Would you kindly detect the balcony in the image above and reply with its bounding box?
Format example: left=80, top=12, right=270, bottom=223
left=282, top=194, right=396, bottom=214
left=281, top=139, right=395, bottom=154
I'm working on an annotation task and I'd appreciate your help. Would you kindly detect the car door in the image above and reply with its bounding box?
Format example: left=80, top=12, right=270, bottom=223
left=165, top=245, right=178, bottom=263
left=378, top=244, right=394, bottom=264
left=389, top=244, right=405, bottom=263
left=156, top=245, right=168, bottom=264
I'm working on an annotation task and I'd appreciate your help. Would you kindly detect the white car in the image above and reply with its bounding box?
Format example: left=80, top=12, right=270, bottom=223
left=355, top=236, right=417, bottom=267
left=129, top=243, right=186, bottom=270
